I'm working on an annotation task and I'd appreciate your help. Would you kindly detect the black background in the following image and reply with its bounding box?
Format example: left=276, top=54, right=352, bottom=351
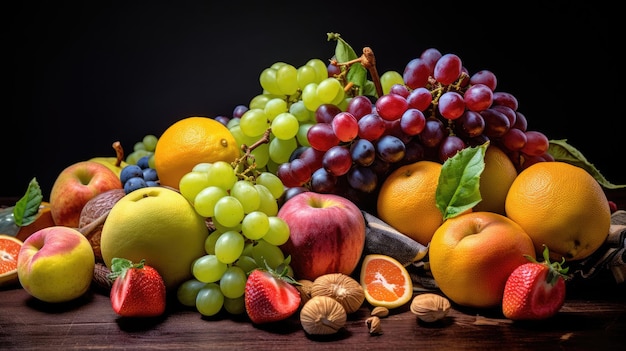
left=7, top=1, right=624, bottom=199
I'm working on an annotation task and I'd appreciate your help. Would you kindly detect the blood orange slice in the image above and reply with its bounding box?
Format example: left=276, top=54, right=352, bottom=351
left=359, top=254, right=413, bottom=309
left=0, top=234, right=23, bottom=287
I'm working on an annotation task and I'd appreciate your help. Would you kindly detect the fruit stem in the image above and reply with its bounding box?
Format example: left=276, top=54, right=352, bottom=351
left=233, top=129, right=272, bottom=180
left=332, top=47, right=383, bottom=98
left=112, top=141, right=125, bottom=167
left=77, top=210, right=110, bottom=241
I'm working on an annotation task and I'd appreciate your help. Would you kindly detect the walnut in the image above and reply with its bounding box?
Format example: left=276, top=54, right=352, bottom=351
left=310, top=273, right=365, bottom=314
left=410, top=293, right=451, bottom=323
left=296, top=279, right=314, bottom=307
left=300, top=295, right=347, bottom=335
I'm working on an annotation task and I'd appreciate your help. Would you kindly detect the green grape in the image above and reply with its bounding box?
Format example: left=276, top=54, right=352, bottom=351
left=255, top=172, right=285, bottom=199
left=380, top=70, right=405, bottom=95
left=142, top=134, right=158, bottom=152
left=219, top=265, right=247, bottom=299
left=214, top=230, right=245, bottom=264
left=133, top=141, right=146, bottom=152
left=317, top=77, right=344, bottom=104
left=249, top=93, right=282, bottom=110
left=234, top=255, right=259, bottom=274
left=213, top=196, right=245, bottom=228
left=263, top=216, right=290, bottom=246
left=268, top=137, right=297, bottom=164
left=270, top=61, right=287, bottom=70
left=255, top=184, right=278, bottom=216
left=306, top=58, right=328, bottom=83
left=297, top=123, right=313, bottom=147
left=192, top=162, right=213, bottom=172
left=239, top=108, right=270, bottom=138
left=265, top=158, right=279, bottom=174
left=259, top=67, right=281, bottom=95
left=204, top=230, right=223, bottom=255
left=302, top=82, right=322, bottom=112
left=206, top=161, right=237, bottom=191
left=241, top=211, right=270, bottom=240
left=226, top=117, right=240, bottom=129
left=230, top=180, right=260, bottom=214
left=148, top=153, right=156, bottom=169
left=330, top=87, right=346, bottom=106
left=249, top=143, right=270, bottom=169
left=125, top=149, right=152, bottom=165
left=195, top=283, right=224, bottom=317
left=271, top=112, right=299, bottom=140
left=223, top=295, right=246, bottom=315
left=194, top=186, right=227, bottom=217
left=252, top=239, right=285, bottom=269
left=276, top=63, right=298, bottom=95
left=179, top=171, right=211, bottom=203
left=264, top=97, right=288, bottom=122
left=229, top=124, right=258, bottom=149
left=297, top=64, right=318, bottom=90
left=177, top=279, right=207, bottom=307
left=289, top=100, right=313, bottom=123
left=193, top=254, right=227, bottom=283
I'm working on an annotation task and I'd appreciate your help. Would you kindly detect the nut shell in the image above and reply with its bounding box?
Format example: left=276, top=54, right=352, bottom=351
left=78, top=188, right=125, bottom=260
left=311, top=273, right=365, bottom=314
left=410, top=293, right=451, bottom=323
left=300, top=296, right=347, bottom=335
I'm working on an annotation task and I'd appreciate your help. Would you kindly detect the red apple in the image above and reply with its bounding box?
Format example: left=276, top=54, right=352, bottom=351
left=49, top=161, right=123, bottom=228
left=277, top=192, right=366, bottom=281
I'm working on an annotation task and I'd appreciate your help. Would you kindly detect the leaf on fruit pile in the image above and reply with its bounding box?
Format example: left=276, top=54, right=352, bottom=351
left=548, top=139, right=626, bottom=189
left=436, top=143, right=487, bottom=220
left=13, top=177, right=43, bottom=227
left=327, top=33, right=375, bottom=97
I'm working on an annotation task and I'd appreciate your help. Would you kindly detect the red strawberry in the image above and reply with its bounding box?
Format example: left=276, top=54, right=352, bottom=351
left=244, top=266, right=301, bottom=324
left=502, top=246, right=571, bottom=320
left=108, top=258, right=166, bottom=318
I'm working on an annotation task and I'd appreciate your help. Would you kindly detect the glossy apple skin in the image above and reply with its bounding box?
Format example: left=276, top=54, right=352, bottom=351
left=49, top=161, right=123, bottom=228
left=17, top=226, right=95, bottom=303
left=90, top=157, right=129, bottom=177
left=278, top=192, right=366, bottom=281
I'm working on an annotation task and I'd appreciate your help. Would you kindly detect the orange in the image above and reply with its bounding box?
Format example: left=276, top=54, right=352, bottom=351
left=473, top=145, right=518, bottom=215
left=428, top=211, right=535, bottom=308
left=376, top=160, right=442, bottom=245
left=154, top=116, right=241, bottom=189
left=505, top=161, right=611, bottom=262
left=359, top=254, right=413, bottom=309
left=0, top=234, right=23, bottom=287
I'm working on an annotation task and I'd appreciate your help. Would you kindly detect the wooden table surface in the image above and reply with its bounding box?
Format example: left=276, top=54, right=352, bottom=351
left=2, top=189, right=625, bottom=350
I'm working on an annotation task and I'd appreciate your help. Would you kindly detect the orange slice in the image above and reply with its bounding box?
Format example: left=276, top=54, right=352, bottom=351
left=0, top=234, right=23, bottom=287
left=360, top=254, right=413, bottom=309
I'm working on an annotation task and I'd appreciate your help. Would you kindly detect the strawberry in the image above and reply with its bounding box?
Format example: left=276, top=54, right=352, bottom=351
left=108, top=258, right=166, bottom=318
left=502, top=246, right=571, bottom=320
left=244, top=265, right=301, bottom=324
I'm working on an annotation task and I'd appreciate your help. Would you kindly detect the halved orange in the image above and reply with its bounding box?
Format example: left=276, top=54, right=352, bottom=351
left=0, top=234, right=23, bottom=287
left=359, top=254, right=413, bottom=309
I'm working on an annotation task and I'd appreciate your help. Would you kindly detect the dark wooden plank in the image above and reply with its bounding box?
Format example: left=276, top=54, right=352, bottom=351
left=1, top=281, right=625, bottom=350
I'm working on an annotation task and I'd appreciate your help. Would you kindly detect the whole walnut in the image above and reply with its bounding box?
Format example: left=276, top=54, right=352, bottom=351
left=78, top=188, right=125, bottom=260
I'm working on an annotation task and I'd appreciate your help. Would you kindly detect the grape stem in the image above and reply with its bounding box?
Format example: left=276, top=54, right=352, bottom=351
left=233, top=128, right=272, bottom=180
left=331, top=47, right=383, bottom=98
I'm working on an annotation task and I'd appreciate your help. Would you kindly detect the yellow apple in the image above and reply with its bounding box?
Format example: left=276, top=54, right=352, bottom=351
left=100, top=186, right=209, bottom=290
left=89, top=141, right=129, bottom=177
left=17, top=226, right=95, bottom=303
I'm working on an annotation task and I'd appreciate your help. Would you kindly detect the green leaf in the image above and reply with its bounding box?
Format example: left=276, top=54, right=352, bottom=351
left=107, top=257, right=145, bottom=281
left=327, top=32, right=368, bottom=96
left=13, top=178, right=43, bottom=227
left=436, top=142, right=488, bottom=220
left=548, top=139, right=626, bottom=189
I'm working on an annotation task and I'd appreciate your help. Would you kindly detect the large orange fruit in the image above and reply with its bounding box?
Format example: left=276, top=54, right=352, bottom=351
left=154, top=116, right=241, bottom=189
left=505, top=161, right=611, bottom=262
left=0, top=234, right=23, bottom=287
left=359, top=254, right=413, bottom=309
left=473, top=144, right=518, bottom=215
left=428, top=211, right=535, bottom=308
left=376, top=160, right=442, bottom=245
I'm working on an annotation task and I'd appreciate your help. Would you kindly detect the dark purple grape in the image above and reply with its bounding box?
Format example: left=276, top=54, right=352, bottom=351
left=513, top=111, right=528, bottom=131
left=347, top=166, right=378, bottom=193
left=438, top=135, right=466, bottom=162
left=307, top=123, right=339, bottom=151
left=420, top=118, right=446, bottom=148
left=501, top=128, right=527, bottom=151
left=276, top=162, right=301, bottom=188
left=357, top=113, right=386, bottom=141
left=389, top=84, right=410, bottom=98
left=214, top=116, right=230, bottom=126
left=400, top=108, right=426, bottom=136
left=464, top=83, right=493, bottom=112
left=420, top=48, right=442, bottom=70
left=402, top=139, right=425, bottom=164
left=310, top=168, right=337, bottom=193
left=298, top=146, right=324, bottom=172
left=322, top=145, right=352, bottom=176
left=350, top=139, right=376, bottom=166
left=480, top=108, right=511, bottom=138
left=403, top=58, right=431, bottom=89
left=232, top=104, right=249, bottom=118
left=521, top=130, right=549, bottom=157
left=346, top=95, right=374, bottom=120
left=280, top=186, right=309, bottom=206
left=376, top=135, right=406, bottom=163
left=406, top=87, right=433, bottom=111
left=492, top=91, right=519, bottom=110
left=437, top=91, right=465, bottom=120
left=289, top=158, right=312, bottom=184
left=315, top=104, right=342, bottom=124
left=434, top=53, right=462, bottom=85
left=491, top=105, right=517, bottom=127
left=455, top=110, right=485, bottom=138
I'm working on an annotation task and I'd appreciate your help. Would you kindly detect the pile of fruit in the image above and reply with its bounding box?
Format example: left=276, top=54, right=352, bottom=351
left=1, top=33, right=624, bottom=335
